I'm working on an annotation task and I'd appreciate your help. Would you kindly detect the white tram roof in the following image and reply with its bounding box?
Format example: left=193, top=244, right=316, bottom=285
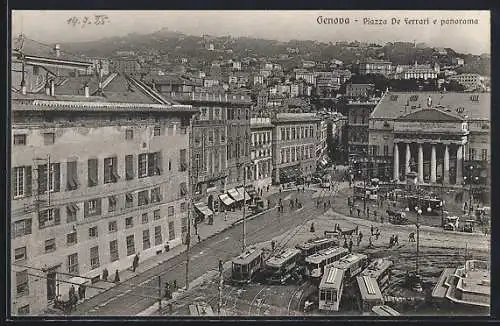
left=305, top=246, right=349, bottom=264
left=356, top=276, right=383, bottom=300
left=372, top=305, right=400, bottom=316
left=296, top=237, right=336, bottom=250
left=331, top=253, right=368, bottom=269
left=266, top=248, right=300, bottom=268
left=361, top=259, right=393, bottom=279
left=319, top=266, right=345, bottom=289
left=232, top=247, right=263, bottom=265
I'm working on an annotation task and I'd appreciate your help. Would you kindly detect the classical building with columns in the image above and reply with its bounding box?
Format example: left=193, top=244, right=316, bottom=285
left=368, top=92, right=490, bottom=186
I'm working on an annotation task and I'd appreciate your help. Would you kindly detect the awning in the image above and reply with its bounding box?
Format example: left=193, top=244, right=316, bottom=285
left=227, top=188, right=244, bottom=202
left=219, top=194, right=235, bottom=206
left=194, top=202, right=214, bottom=217
left=237, top=187, right=251, bottom=201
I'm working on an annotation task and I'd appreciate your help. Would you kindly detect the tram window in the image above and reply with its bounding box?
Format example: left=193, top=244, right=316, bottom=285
left=320, top=290, right=326, bottom=300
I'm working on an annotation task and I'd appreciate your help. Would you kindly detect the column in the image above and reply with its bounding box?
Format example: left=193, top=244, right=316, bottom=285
left=405, top=143, right=411, bottom=174
left=456, top=144, right=463, bottom=184
left=418, top=144, right=424, bottom=183
left=255, top=163, right=259, bottom=181
left=443, top=145, right=450, bottom=185
left=393, top=142, right=399, bottom=180
left=430, top=144, right=437, bottom=183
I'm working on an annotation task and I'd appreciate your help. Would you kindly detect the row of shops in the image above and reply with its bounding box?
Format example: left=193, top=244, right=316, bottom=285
left=193, top=185, right=257, bottom=224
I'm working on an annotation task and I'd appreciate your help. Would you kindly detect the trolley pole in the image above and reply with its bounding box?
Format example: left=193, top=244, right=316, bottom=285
left=218, top=259, right=223, bottom=315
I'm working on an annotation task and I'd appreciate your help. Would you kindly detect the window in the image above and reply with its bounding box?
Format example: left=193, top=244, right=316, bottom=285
left=168, top=221, right=175, bottom=240
left=150, top=187, right=161, bottom=203
left=138, top=152, right=162, bottom=178
left=125, top=192, right=134, bottom=208
left=179, top=149, right=187, bottom=171
left=153, top=209, right=161, bottom=220
left=126, top=235, right=135, bottom=256
left=88, top=158, right=98, bottom=187
left=67, top=232, right=77, bottom=246
left=181, top=217, right=187, bottom=233
left=410, top=95, right=419, bottom=101
left=154, top=126, right=161, bottom=136
left=142, top=229, right=151, bottom=250
left=154, top=226, right=162, bottom=246
left=89, top=226, right=98, bottom=238
left=90, top=246, right=100, bottom=269
left=45, top=238, right=56, bottom=253
left=125, top=129, right=134, bottom=140
left=180, top=202, right=187, bottom=212
left=68, top=253, right=78, bottom=274
left=179, top=182, right=187, bottom=197
left=125, top=155, right=134, bottom=180
left=138, top=190, right=149, bottom=206
left=43, top=132, right=55, bottom=145
left=18, top=305, right=30, bottom=315
left=13, top=134, right=27, bottom=145
left=109, top=240, right=119, bottom=262
left=104, top=157, right=119, bottom=183
left=108, top=196, right=117, bottom=212
left=38, top=208, right=60, bottom=229
left=38, top=163, right=60, bottom=193
left=481, top=149, right=488, bottom=161
left=142, top=213, right=149, bottom=224
left=15, top=247, right=27, bottom=262
left=12, top=166, right=32, bottom=199
left=167, top=206, right=174, bottom=218
left=125, top=216, right=134, bottom=228
left=108, top=220, right=117, bottom=233
left=470, top=148, right=476, bottom=161
left=66, top=161, right=79, bottom=190
left=13, top=219, right=32, bottom=238
left=84, top=198, right=102, bottom=218
left=384, top=145, right=389, bottom=157
left=16, top=270, right=29, bottom=297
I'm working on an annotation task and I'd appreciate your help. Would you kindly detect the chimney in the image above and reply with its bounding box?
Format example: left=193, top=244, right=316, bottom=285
left=54, top=44, right=61, bottom=57
left=21, top=79, right=26, bottom=95
left=50, top=79, right=55, bottom=96
left=45, top=81, right=50, bottom=95
left=84, top=83, right=89, bottom=97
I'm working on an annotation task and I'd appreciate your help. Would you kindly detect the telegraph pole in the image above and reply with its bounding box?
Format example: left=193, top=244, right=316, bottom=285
left=158, top=275, right=162, bottom=312
left=242, top=163, right=247, bottom=252
left=217, top=259, right=223, bottom=315
left=185, top=117, right=195, bottom=291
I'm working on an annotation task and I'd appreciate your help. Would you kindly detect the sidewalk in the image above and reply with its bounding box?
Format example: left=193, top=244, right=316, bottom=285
left=75, top=190, right=283, bottom=308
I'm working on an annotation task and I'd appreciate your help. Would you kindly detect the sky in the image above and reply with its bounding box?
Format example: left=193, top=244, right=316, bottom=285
left=11, top=10, right=491, bottom=55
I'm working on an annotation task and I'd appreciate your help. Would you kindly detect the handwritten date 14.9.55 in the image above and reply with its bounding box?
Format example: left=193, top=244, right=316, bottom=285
left=67, top=15, right=109, bottom=27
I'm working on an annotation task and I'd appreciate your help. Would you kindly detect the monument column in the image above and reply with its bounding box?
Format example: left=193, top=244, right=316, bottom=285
left=430, top=144, right=437, bottom=183
left=405, top=143, right=411, bottom=174
left=393, top=142, right=399, bottom=180
left=443, top=145, right=450, bottom=185
left=418, top=143, right=424, bottom=183
left=456, top=144, right=463, bottom=184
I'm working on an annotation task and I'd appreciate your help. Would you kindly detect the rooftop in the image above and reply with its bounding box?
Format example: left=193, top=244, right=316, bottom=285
left=319, top=266, right=345, bottom=289
left=332, top=253, right=368, bottom=269
left=266, top=248, right=300, bottom=268
left=13, top=36, right=92, bottom=65
left=272, top=113, right=320, bottom=123
left=232, top=247, right=263, bottom=265
left=371, top=91, right=490, bottom=121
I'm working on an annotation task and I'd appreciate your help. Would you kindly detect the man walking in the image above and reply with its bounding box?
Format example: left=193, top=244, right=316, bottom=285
left=132, top=253, right=140, bottom=272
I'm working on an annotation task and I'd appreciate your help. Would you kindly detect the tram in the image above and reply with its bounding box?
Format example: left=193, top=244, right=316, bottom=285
left=330, top=253, right=368, bottom=281
left=304, top=246, right=349, bottom=281
left=264, top=248, right=301, bottom=284
left=356, top=276, right=384, bottom=313
left=296, top=237, right=337, bottom=263
left=371, top=305, right=400, bottom=316
left=361, top=258, right=393, bottom=291
left=353, top=184, right=379, bottom=200
left=318, top=266, right=345, bottom=312
left=231, top=247, right=264, bottom=285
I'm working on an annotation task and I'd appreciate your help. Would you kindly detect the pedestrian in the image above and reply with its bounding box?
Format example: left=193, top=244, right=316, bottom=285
left=324, top=202, right=327, bottom=210
left=357, top=208, right=361, bottom=217
left=132, top=253, right=140, bottom=272
left=368, top=236, right=373, bottom=248
left=295, top=198, right=299, bottom=205
left=348, top=239, right=353, bottom=253
left=224, top=211, right=228, bottom=221
left=271, top=240, right=276, bottom=251
left=389, top=235, right=394, bottom=247
left=164, top=282, right=171, bottom=299
left=349, top=207, right=353, bottom=216
left=371, top=225, right=374, bottom=236
left=355, top=225, right=359, bottom=235
left=277, top=205, right=281, bottom=213
left=198, top=234, right=201, bottom=243
left=328, top=200, right=331, bottom=207
left=114, top=269, right=120, bottom=283
left=357, top=235, right=361, bottom=246
left=102, top=268, right=109, bottom=281
left=395, top=235, right=399, bottom=245
left=173, top=279, right=177, bottom=290
left=279, top=188, right=282, bottom=193
left=81, top=283, right=86, bottom=299
left=359, top=231, right=363, bottom=242
left=375, top=230, right=380, bottom=241
left=317, top=200, right=320, bottom=208
left=310, top=222, right=315, bottom=233
left=69, top=285, right=76, bottom=302
left=343, top=239, right=348, bottom=248
left=280, top=204, right=284, bottom=212
left=367, top=208, right=370, bottom=218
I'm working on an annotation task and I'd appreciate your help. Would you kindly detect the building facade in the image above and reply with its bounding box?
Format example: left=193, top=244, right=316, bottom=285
left=346, top=102, right=378, bottom=170
left=346, top=84, right=375, bottom=98
left=358, top=60, right=393, bottom=76
left=447, top=73, right=485, bottom=90
left=271, top=113, right=320, bottom=184
left=368, top=92, right=490, bottom=188
left=250, top=118, right=273, bottom=190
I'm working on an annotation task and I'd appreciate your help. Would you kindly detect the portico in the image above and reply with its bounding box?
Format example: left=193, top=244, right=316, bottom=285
left=391, top=107, right=469, bottom=185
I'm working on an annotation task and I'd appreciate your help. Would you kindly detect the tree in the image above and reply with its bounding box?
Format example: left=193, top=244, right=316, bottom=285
left=440, top=80, right=466, bottom=92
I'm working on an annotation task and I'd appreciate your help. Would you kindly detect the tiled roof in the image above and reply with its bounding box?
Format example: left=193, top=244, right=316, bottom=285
left=13, top=37, right=91, bottom=64
left=371, top=92, right=490, bottom=121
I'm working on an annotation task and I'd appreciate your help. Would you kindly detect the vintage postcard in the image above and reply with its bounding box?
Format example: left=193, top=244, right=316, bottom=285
left=9, top=10, right=490, bottom=317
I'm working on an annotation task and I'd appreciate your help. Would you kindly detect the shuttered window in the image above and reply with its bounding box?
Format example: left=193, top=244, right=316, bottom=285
left=88, top=159, right=98, bottom=187
left=66, top=161, right=79, bottom=190
left=125, top=154, right=134, bottom=180
left=38, top=208, right=60, bottom=229
left=104, top=157, right=119, bottom=183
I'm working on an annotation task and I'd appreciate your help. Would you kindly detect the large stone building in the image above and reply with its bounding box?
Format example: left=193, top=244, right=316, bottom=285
left=358, top=59, right=393, bottom=77
left=271, top=113, right=320, bottom=184
left=11, top=60, right=197, bottom=315
left=250, top=118, right=273, bottom=190
left=368, top=92, right=490, bottom=187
